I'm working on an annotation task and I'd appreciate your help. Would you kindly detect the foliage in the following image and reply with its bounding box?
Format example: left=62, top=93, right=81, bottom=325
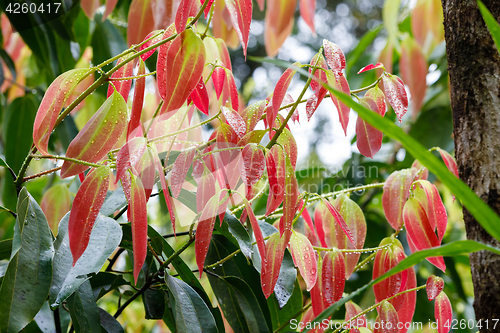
left=0, top=0, right=499, bottom=332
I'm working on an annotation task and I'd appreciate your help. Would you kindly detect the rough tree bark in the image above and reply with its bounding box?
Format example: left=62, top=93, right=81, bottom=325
left=441, top=0, right=500, bottom=330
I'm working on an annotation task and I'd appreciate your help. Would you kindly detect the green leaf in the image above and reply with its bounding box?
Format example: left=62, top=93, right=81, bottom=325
left=383, top=0, right=401, bottom=39
left=67, top=280, right=101, bottom=333
left=98, top=308, right=124, bottom=333
left=0, top=49, right=16, bottom=81
left=478, top=0, right=500, bottom=55
left=0, top=239, right=12, bottom=261
left=215, top=213, right=253, bottom=259
left=99, top=187, right=127, bottom=217
left=0, top=188, right=54, bottom=333
left=165, top=275, right=219, bottom=333
left=267, top=280, right=303, bottom=332
left=222, top=276, right=270, bottom=333
left=49, top=213, right=122, bottom=308
left=272, top=250, right=297, bottom=309
left=89, top=272, right=130, bottom=301
left=143, top=288, right=166, bottom=320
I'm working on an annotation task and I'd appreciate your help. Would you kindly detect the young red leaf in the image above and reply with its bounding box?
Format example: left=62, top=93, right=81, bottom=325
left=40, top=184, right=72, bottom=236
left=126, top=174, right=149, bottom=284
left=298, top=199, right=315, bottom=238
left=289, top=230, right=318, bottom=291
left=426, top=275, right=445, bottom=301
left=107, top=55, right=135, bottom=102
left=357, top=62, right=385, bottom=74
left=382, top=72, right=408, bottom=122
left=400, top=36, right=427, bottom=116
left=310, top=254, right=324, bottom=316
left=221, top=106, right=247, bottom=138
left=243, top=198, right=266, bottom=265
left=322, top=249, right=346, bottom=307
left=264, top=0, right=296, bottom=57
left=135, top=146, right=156, bottom=201
left=382, top=168, right=417, bottom=230
left=356, top=94, right=384, bottom=158
left=436, top=148, right=458, bottom=178
left=412, top=159, right=429, bottom=180
left=302, top=307, right=325, bottom=333
left=81, top=0, right=99, bottom=19
left=276, top=127, right=298, bottom=169
left=326, top=70, right=351, bottom=135
left=189, top=77, right=209, bottom=115
left=374, top=301, right=399, bottom=333
left=320, top=197, right=355, bottom=245
left=240, top=143, right=265, bottom=186
left=260, top=232, right=286, bottom=298
left=175, top=0, right=197, bottom=33
left=323, top=40, right=346, bottom=73
left=154, top=151, right=179, bottom=234
left=127, top=0, right=155, bottom=46
left=61, top=89, right=128, bottom=178
left=33, top=68, right=90, bottom=155
left=195, top=194, right=219, bottom=276
left=265, top=146, right=287, bottom=216
left=313, top=201, right=330, bottom=248
left=212, top=67, right=226, bottom=99
left=240, top=100, right=267, bottom=131
left=211, top=0, right=240, bottom=50
left=127, top=59, right=146, bottom=140
left=155, top=24, right=177, bottom=96
left=306, top=52, right=329, bottom=120
left=413, top=180, right=448, bottom=242
left=299, top=0, right=316, bottom=33
left=115, top=137, right=148, bottom=183
left=280, top=153, right=299, bottom=243
left=221, top=68, right=239, bottom=111
left=171, top=148, right=196, bottom=198
left=139, top=30, right=164, bottom=61
left=194, top=164, right=217, bottom=213
left=435, top=292, right=452, bottom=333
left=69, top=165, right=110, bottom=265
left=269, top=63, right=299, bottom=135
left=397, top=266, right=417, bottom=333
left=345, top=301, right=367, bottom=332
left=403, top=197, right=446, bottom=272
left=103, top=0, right=118, bottom=21
left=157, top=29, right=206, bottom=115
left=200, top=0, right=215, bottom=18
left=411, top=0, right=444, bottom=52
left=224, top=0, right=252, bottom=57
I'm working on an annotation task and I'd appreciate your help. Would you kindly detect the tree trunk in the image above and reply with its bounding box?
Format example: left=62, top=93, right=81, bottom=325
left=441, top=0, right=500, bottom=330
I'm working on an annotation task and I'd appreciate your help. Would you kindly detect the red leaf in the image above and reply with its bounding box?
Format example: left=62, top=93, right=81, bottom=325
left=139, top=30, right=164, bottom=62
left=264, top=0, right=296, bottom=57
left=412, top=159, right=429, bottom=181
left=356, top=91, right=385, bottom=158
left=382, top=73, right=408, bottom=122
left=299, top=0, right=316, bottom=33
left=240, top=143, right=265, bottom=186
left=243, top=198, right=266, bottom=267
left=107, top=55, right=135, bottom=102
left=115, top=137, right=148, bottom=183
left=400, top=36, right=428, bottom=116
left=195, top=195, right=219, bottom=276
left=382, top=168, right=417, bottom=230
left=103, top=0, right=119, bottom=21
left=127, top=0, right=155, bottom=46
left=269, top=64, right=298, bottom=136
left=127, top=59, right=146, bottom=140
left=280, top=153, right=299, bottom=243
left=175, top=0, right=197, bottom=33
left=33, top=68, right=90, bottom=155
left=81, top=0, right=100, bottom=19
left=240, top=100, right=267, bottom=131
left=436, top=148, right=458, bottom=178
left=374, top=301, right=399, bottom=333
left=155, top=151, right=179, bottom=234
left=397, top=266, right=417, bottom=333
left=345, top=301, right=367, bottom=331
left=221, top=106, right=247, bottom=138
left=435, top=292, right=453, bottom=333
left=276, top=127, right=298, bottom=169
left=157, top=29, right=206, bottom=115
left=125, top=174, right=149, bottom=284
left=307, top=52, right=329, bottom=120
left=289, top=231, right=318, bottom=291
left=61, top=89, right=128, bottom=178
left=403, top=197, right=446, bottom=272
left=135, top=146, right=157, bottom=201
left=212, top=67, right=226, bottom=99
left=41, top=184, right=72, bottom=236
left=200, top=0, right=215, bottom=18
left=357, top=62, right=385, bottom=74
left=322, top=249, right=346, bottom=307
left=320, top=198, right=355, bottom=245
left=194, top=164, right=217, bottom=213
left=313, top=201, right=329, bottom=248
left=224, top=0, right=252, bottom=57
left=298, top=199, right=315, bottom=238
left=426, top=275, right=444, bottom=301
left=326, top=71, right=351, bottom=135
left=265, top=146, right=286, bottom=216
left=260, top=232, right=286, bottom=298
left=255, top=0, right=264, bottom=11
left=155, top=24, right=177, bottom=97
left=310, top=254, right=324, bottom=316
left=69, top=166, right=110, bottom=265
left=222, top=68, right=239, bottom=111
left=323, top=39, right=346, bottom=73
left=171, top=148, right=196, bottom=198
left=411, top=0, right=444, bottom=51
left=413, top=180, right=448, bottom=242
left=212, top=2, right=240, bottom=50
left=189, top=77, right=209, bottom=115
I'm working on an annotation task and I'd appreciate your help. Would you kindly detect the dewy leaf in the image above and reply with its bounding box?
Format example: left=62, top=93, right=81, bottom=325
left=165, top=274, right=219, bottom=333
left=436, top=148, right=459, bottom=178
left=67, top=280, right=101, bottom=333
left=139, top=30, right=164, bottom=61
left=307, top=52, right=329, bottom=120
left=326, top=70, right=351, bottom=135
left=240, top=143, right=265, bottom=187
left=320, top=198, right=355, bottom=245
left=269, top=63, right=299, bottom=134
left=127, top=0, right=155, bottom=46
left=382, top=168, right=417, bottom=231
left=223, top=0, right=252, bottom=57
left=276, top=127, right=298, bottom=169
left=135, top=146, right=157, bottom=201
left=155, top=151, right=179, bottom=234
left=68, top=165, right=111, bottom=265
left=382, top=72, right=408, bottom=122
left=195, top=195, right=219, bottom=276
left=345, top=301, right=367, bottom=331
left=260, top=232, right=286, bottom=299
left=289, top=231, right=317, bottom=291
left=40, top=184, right=72, bottom=236
left=0, top=188, right=54, bottom=333
left=158, top=29, right=206, bottom=115
left=426, top=275, right=444, bottom=301
left=400, top=36, right=427, bottom=116
left=212, top=67, right=226, bottom=99
left=357, top=62, right=384, bottom=74
left=413, top=180, right=448, bottom=242
left=280, top=153, right=299, bottom=243
left=321, top=249, right=345, bottom=307
left=127, top=58, right=146, bottom=140
left=33, top=68, right=90, bottom=155
left=60, top=90, right=127, bottom=178
left=434, top=291, right=452, bottom=333
left=107, top=54, right=135, bottom=102
left=189, top=78, right=210, bottom=115
left=375, top=301, right=399, bottom=333
left=356, top=95, right=384, bottom=158
left=241, top=100, right=267, bottom=132
left=323, top=40, right=346, bottom=73
left=171, top=148, right=196, bottom=198
left=221, top=106, right=247, bottom=138
left=115, top=137, right=148, bottom=183
left=176, top=0, right=198, bottom=33
left=299, top=0, right=316, bottom=33
left=264, top=0, right=296, bottom=57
